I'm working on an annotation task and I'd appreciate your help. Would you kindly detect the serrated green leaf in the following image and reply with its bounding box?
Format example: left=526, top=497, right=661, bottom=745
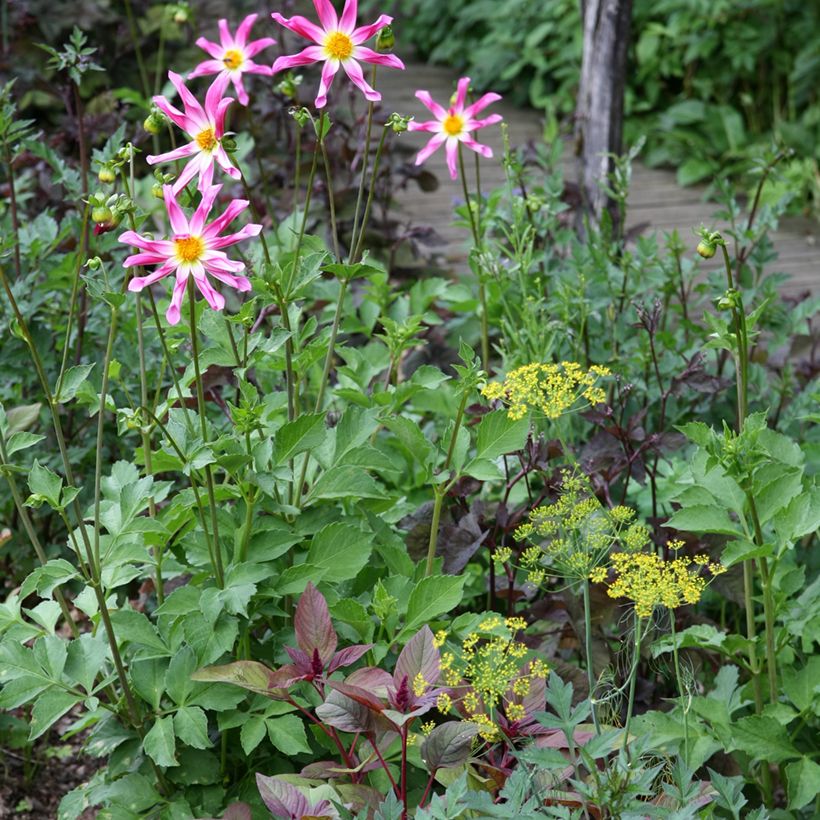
left=240, top=715, right=267, bottom=754
left=401, top=575, right=466, bottom=639
left=731, top=716, right=800, bottom=763
left=30, top=689, right=81, bottom=740
left=665, top=504, right=743, bottom=536
left=56, top=363, right=95, bottom=403
left=274, top=413, right=327, bottom=464
left=307, top=523, right=373, bottom=583
left=144, top=715, right=178, bottom=767
left=474, top=409, right=530, bottom=461
left=266, top=714, right=310, bottom=755
left=786, top=757, right=820, bottom=810
left=174, top=706, right=211, bottom=749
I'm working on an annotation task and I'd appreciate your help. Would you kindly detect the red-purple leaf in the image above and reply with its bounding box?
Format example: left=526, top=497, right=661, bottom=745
left=191, top=661, right=289, bottom=699
left=420, top=721, right=480, bottom=771
left=522, top=671, right=547, bottom=721
left=268, top=664, right=305, bottom=689
left=325, top=680, right=385, bottom=712
left=394, top=626, right=440, bottom=690
left=294, top=582, right=337, bottom=666
left=345, top=667, right=393, bottom=697
left=316, top=689, right=378, bottom=734
left=327, top=643, right=373, bottom=674
left=255, top=773, right=311, bottom=818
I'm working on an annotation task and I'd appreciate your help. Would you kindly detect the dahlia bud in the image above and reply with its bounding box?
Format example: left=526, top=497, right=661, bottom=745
left=221, top=135, right=237, bottom=153
left=91, top=204, right=113, bottom=224
left=289, top=106, right=312, bottom=128
left=387, top=113, right=412, bottom=134
left=98, top=165, right=116, bottom=184
left=696, top=240, right=716, bottom=259
left=151, top=182, right=164, bottom=199
left=143, top=110, right=165, bottom=135
left=375, top=25, right=394, bottom=53
left=170, top=3, right=189, bottom=24
left=85, top=256, right=103, bottom=270
left=276, top=72, right=302, bottom=99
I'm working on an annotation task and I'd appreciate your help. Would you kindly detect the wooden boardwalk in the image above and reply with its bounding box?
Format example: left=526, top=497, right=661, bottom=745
left=378, top=62, right=819, bottom=299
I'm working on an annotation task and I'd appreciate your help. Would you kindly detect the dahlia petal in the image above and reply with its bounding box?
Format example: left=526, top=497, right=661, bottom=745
left=214, top=96, right=233, bottom=136
left=351, top=14, right=393, bottom=44
left=124, top=252, right=168, bottom=268
left=231, top=74, right=250, bottom=106
left=445, top=139, right=459, bottom=180
left=339, top=0, right=357, bottom=33
left=166, top=271, right=189, bottom=325
left=206, top=223, right=262, bottom=250
left=189, top=60, right=225, bottom=79
left=168, top=71, right=207, bottom=125
left=415, top=132, right=446, bottom=165
left=128, top=260, right=177, bottom=291
left=214, top=146, right=240, bottom=178
left=170, top=156, right=204, bottom=195
left=341, top=58, right=380, bottom=102
left=315, top=59, right=340, bottom=108
left=407, top=119, right=439, bottom=133
left=217, top=20, right=232, bottom=46
left=244, top=38, right=276, bottom=58
left=202, top=252, right=246, bottom=272
left=205, top=74, right=231, bottom=123
left=313, top=0, right=338, bottom=31
left=146, top=141, right=198, bottom=165
left=195, top=36, right=223, bottom=60
left=190, top=184, right=222, bottom=234
left=272, top=45, right=326, bottom=72
left=462, top=137, right=493, bottom=159
left=415, top=90, right=447, bottom=120
left=243, top=61, right=273, bottom=75
left=152, top=95, right=191, bottom=131
left=193, top=269, right=226, bottom=312
left=352, top=47, right=404, bottom=70
left=454, top=77, right=470, bottom=112
left=235, top=13, right=258, bottom=46
left=463, top=92, right=502, bottom=119
left=271, top=13, right=326, bottom=44
left=163, top=186, right=190, bottom=234
left=203, top=200, right=250, bottom=237
left=118, top=231, right=174, bottom=255
left=197, top=157, right=216, bottom=192
left=206, top=268, right=253, bottom=292
left=466, top=113, right=504, bottom=131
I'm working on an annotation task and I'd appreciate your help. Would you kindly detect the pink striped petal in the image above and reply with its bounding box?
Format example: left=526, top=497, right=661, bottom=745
left=118, top=231, right=174, bottom=255
left=462, top=137, right=493, bottom=159
left=124, top=252, right=168, bottom=268
left=193, top=269, right=226, bottom=312
left=152, top=95, right=191, bottom=131
left=415, top=132, right=446, bottom=165
left=244, top=38, right=276, bottom=58
left=128, top=260, right=177, bottom=291
left=214, top=96, right=233, bottom=136
left=217, top=20, right=232, bottom=47
left=195, top=36, right=223, bottom=60
left=312, top=0, right=338, bottom=31
left=454, top=77, right=470, bottom=112
left=339, top=0, right=357, bottom=33
left=235, top=14, right=258, bottom=46
left=445, top=139, right=459, bottom=180
left=168, top=71, right=207, bottom=125
left=463, top=92, right=502, bottom=119
left=352, top=47, right=404, bottom=70
left=163, top=186, right=190, bottom=234
left=231, top=74, right=250, bottom=106
left=341, top=58, right=380, bottom=102
left=315, top=59, right=340, bottom=108
left=189, top=60, right=224, bottom=79
left=407, top=118, right=439, bottom=133
left=466, top=113, right=503, bottom=131
left=203, top=200, right=250, bottom=237
left=205, top=74, right=231, bottom=122
left=272, top=45, right=326, bottom=73
left=207, top=268, right=252, bottom=292
left=351, top=14, right=393, bottom=44
left=166, top=271, right=189, bottom=325
left=170, top=156, right=204, bottom=195
left=146, top=141, right=198, bottom=165
left=197, top=157, right=216, bottom=192
left=214, top=146, right=240, bottom=178
left=415, top=90, right=447, bottom=120
left=202, top=252, right=246, bottom=272
left=271, top=13, right=326, bottom=44
left=206, top=223, right=262, bottom=250
left=190, top=184, right=222, bottom=234
left=243, top=60, right=273, bottom=75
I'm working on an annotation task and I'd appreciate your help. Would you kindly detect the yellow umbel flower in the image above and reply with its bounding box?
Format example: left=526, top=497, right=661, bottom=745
left=481, top=361, right=611, bottom=420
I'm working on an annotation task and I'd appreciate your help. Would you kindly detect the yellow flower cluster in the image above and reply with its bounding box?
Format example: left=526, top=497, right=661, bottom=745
left=413, top=673, right=429, bottom=697
left=482, top=362, right=611, bottom=420
left=599, top=551, right=726, bottom=618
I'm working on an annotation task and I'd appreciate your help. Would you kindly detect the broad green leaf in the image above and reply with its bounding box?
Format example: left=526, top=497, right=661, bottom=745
left=174, top=706, right=212, bottom=750
left=782, top=657, right=820, bottom=713
left=720, top=538, right=772, bottom=568
left=27, top=460, right=64, bottom=509
left=191, top=660, right=284, bottom=697
left=306, top=464, right=384, bottom=501
left=651, top=624, right=726, bottom=658
left=30, top=689, right=81, bottom=739
left=108, top=608, right=169, bottom=656
left=144, top=715, right=178, bottom=767
left=274, top=412, right=327, bottom=464
left=56, top=363, right=95, bottom=403
left=5, top=403, right=41, bottom=433
left=266, top=714, right=310, bottom=755
left=462, top=458, right=504, bottom=481
left=401, top=575, right=466, bottom=639
left=19, top=559, right=78, bottom=600
left=165, top=646, right=197, bottom=705
left=665, top=504, right=743, bottom=536
left=306, top=523, right=373, bottom=583
left=65, top=632, right=108, bottom=694
left=5, top=431, right=45, bottom=456
left=731, top=716, right=801, bottom=763
left=240, top=714, right=267, bottom=754
left=474, top=409, right=530, bottom=461
left=131, top=658, right=169, bottom=711
left=786, top=757, right=820, bottom=810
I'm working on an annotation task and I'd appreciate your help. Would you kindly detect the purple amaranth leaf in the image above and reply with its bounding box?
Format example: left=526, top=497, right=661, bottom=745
left=324, top=680, right=386, bottom=712
left=316, top=689, right=379, bottom=734
left=255, top=774, right=312, bottom=818
left=284, top=645, right=324, bottom=678
left=344, top=667, right=393, bottom=697
left=327, top=643, right=373, bottom=674
left=294, top=581, right=338, bottom=666
left=394, top=626, right=440, bottom=694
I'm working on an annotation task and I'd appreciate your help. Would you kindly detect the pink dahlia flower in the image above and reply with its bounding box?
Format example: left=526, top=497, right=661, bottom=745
left=148, top=72, right=240, bottom=194
left=120, top=184, right=261, bottom=325
left=189, top=14, right=275, bottom=106
left=270, top=0, right=404, bottom=109
left=408, top=77, right=503, bottom=180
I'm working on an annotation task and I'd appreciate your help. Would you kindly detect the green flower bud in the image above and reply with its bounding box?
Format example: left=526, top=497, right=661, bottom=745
left=151, top=182, right=165, bottom=199
left=289, top=106, right=312, bottom=128
left=386, top=112, right=412, bottom=133
left=85, top=256, right=103, bottom=270
left=696, top=240, right=716, bottom=259
left=143, top=111, right=165, bottom=134
left=276, top=72, right=302, bottom=99
left=98, top=165, right=116, bottom=184
left=221, top=135, right=237, bottom=153
left=91, top=205, right=113, bottom=223
left=375, top=25, right=395, bottom=53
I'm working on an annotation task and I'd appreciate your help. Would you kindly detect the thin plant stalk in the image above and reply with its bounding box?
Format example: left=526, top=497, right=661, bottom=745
left=581, top=579, right=600, bottom=734
left=622, top=612, right=643, bottom=762
left=188, top=279, right=225, bottom=588
left=348, top=66, right=378, bottom=259
left=669, top=611, right=689, bottom=764
left=3, top=143, right=21, bottom=279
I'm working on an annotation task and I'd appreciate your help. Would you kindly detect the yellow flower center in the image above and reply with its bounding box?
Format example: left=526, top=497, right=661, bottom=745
left=325, top=31, right=354, bottom=61
left=222, top=48, right=243, bottom=70
left=442, top=114, right=464, bottom=136
left=175, top=235, right=205, bottom=263
left=195, top=127, right=217, bottom=152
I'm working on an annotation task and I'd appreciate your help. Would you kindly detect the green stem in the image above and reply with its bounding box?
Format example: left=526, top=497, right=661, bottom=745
left=319, top=127, right=341, bottom=262
left=350, top=125, right=389, bottom=264
left=623, top=613, right=643, bottom=762
left=188, top=279, right=224, bottom=588
left=581, top=580, right=600, bottom=734
left=4, top=143, right=22, bottom=280
left=670, top=611, right=689, bottom=764
left=349, top=66, right=378, bottom=260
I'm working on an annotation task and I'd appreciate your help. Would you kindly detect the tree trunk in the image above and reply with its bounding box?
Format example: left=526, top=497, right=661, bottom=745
left=575, top=0, right=633, bottom=233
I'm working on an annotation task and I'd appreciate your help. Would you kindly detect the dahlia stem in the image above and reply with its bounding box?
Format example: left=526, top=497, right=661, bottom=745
left=188, top=278, right=224, bottom=588
left=350, top=125, right=389, bottom=264
left=349, top=66, right=378, bottom=260
left=319, top=118, right=341, bottom=261
left=3, top=142, right=21, bottom=280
